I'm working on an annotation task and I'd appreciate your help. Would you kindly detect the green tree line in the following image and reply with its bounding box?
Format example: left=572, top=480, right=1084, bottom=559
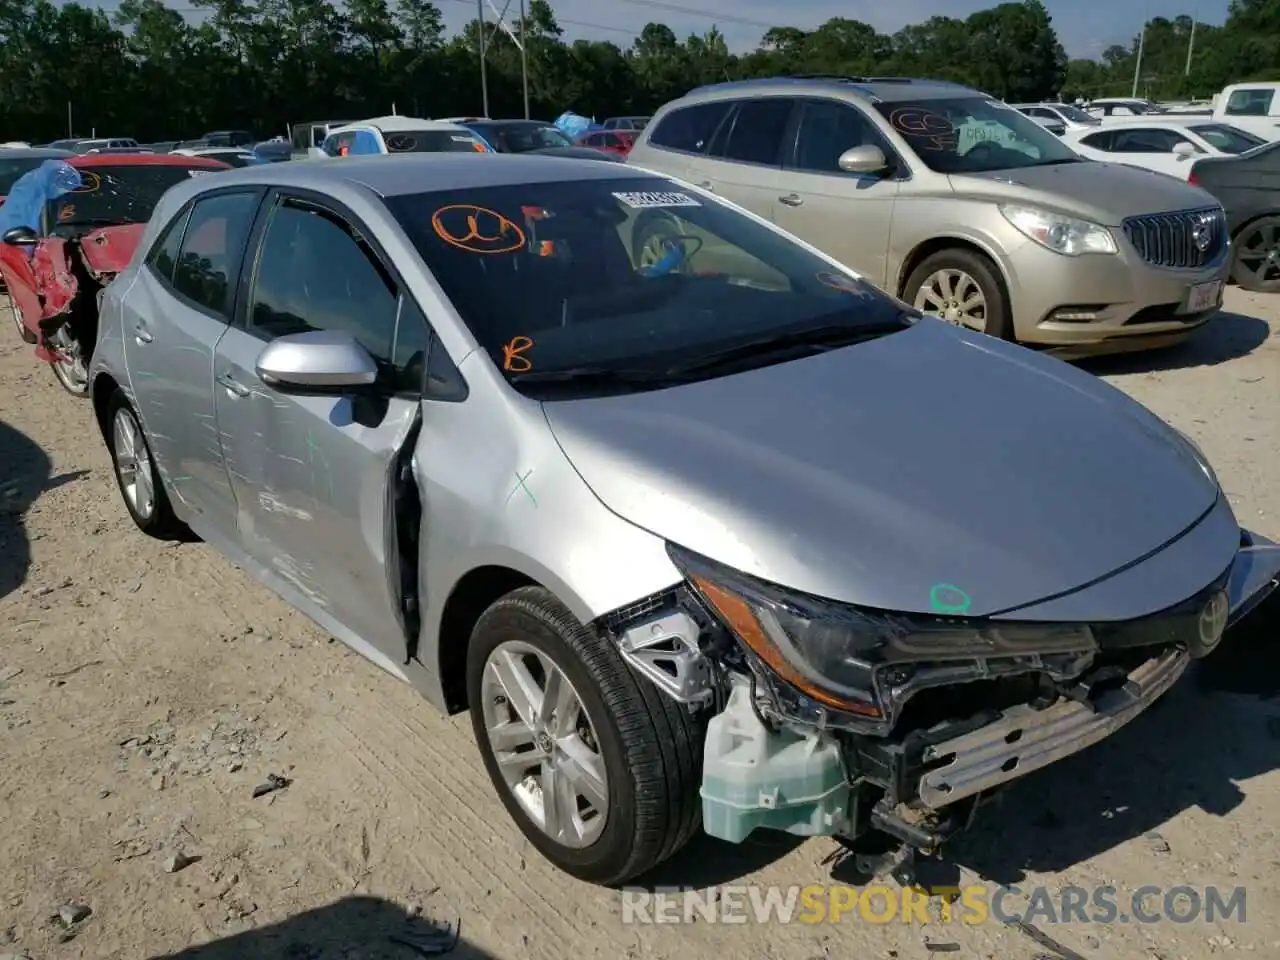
left=1, top=0, right=1278, bottom=142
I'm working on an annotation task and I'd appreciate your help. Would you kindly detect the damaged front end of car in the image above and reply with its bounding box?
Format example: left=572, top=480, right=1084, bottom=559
left=599, top=533, right=1280, bottom=880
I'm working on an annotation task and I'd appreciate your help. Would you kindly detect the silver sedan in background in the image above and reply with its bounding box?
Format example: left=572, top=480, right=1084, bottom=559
left=87, top=154, right=1280, bottom=884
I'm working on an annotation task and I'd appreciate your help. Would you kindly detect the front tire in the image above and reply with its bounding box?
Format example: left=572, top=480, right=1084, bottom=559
left=467, top=586, right=705, bottom=885
left=106, top=390, right=186, bottom=539
left=6, top=294, right=35, bottom=344
left=904, top=248, right=1012, bottom=340
left=48, top=324, right=90, bottom=397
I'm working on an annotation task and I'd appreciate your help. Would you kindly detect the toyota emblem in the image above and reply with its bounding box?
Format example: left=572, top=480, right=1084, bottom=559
left=1193, top=589, right=1230, bottom=657
left=1191, top=216, right=1212, bottom=253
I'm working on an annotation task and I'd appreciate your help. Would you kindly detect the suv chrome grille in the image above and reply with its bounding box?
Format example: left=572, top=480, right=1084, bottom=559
left=1121, top=207, right=1225, bottom=269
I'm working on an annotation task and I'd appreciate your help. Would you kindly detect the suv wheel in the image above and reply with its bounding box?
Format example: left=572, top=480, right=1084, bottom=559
left=905, top=248, right=1012, bottom=340
left=467, top=586, right=705, bottom=885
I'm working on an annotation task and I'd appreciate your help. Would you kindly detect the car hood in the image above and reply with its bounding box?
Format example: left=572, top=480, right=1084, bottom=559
left=951, top=160, right=1220, bottom=226
left=543, top=320, right=1221, bottom=618
left=78, top=222, right=145, bottom=276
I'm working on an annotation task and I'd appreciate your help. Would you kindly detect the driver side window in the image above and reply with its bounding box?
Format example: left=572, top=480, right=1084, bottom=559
left=247, top=197, right=429, bottom=394
left=789, top=99, right=889, bottom=174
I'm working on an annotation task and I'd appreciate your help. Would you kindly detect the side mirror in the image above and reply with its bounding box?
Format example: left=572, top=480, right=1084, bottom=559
left=2, top=225, right=38, bottom=247
left=1173, top=142, right=1197, bottom=159
left=255, top=330, right=378, bottom=392
left=837, top=144, right=890, bottom=175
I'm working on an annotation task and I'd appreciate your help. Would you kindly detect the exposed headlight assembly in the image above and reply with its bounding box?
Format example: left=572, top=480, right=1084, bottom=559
left=669, top=544, right=1098, bottom=735
left=1000, top=204, right=1117, bottom=256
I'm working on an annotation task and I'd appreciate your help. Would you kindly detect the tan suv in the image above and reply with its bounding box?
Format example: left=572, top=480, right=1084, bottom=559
left=626, top=76, right=1230, bottom=354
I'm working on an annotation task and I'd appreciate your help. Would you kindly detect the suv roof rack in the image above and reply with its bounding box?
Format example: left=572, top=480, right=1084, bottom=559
left=687, top=75, right=973, bottom=96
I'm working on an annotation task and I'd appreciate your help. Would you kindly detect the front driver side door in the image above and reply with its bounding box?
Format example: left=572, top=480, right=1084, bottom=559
left=211, top=191, right=428, bottom=666
left=773, top=98, right=903, bottom=288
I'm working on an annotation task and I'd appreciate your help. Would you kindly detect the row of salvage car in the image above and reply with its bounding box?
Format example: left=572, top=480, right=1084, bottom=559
left=1, top=78, right=1279, bottom=887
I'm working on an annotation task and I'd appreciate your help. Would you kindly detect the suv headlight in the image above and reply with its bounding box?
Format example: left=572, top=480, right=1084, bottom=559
left=669, top=545, right=1097, bottom=725
left=1000, top=204, right=1117, bottom=256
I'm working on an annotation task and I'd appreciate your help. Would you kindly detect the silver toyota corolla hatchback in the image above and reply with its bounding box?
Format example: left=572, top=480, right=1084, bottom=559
left=88, top=154, right=1280, bottom=884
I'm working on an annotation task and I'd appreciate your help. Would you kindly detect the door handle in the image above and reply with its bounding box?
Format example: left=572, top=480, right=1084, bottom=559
left=134, top=323, right=153, bottom=344
left=216, top=371, right=250, bottom=398
left=779, top=193, right=804, bottom=207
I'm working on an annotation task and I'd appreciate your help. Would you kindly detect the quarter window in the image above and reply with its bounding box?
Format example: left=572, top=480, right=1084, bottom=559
left=717, top=99, right=794, bottom=165
left=647, top=102, right=733, bottom=154
left=145, top=207, right=192, bottom=285
left=247, top=198, right=427, bottom=393
left=171, top=192, right=258, bottom=318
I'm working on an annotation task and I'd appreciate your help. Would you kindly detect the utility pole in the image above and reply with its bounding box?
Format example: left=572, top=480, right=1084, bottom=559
left=1185, top=17, right=1197, bottom=76
left=477, top=0, right=490, bottom=118
left=519, top=0, right=530, bottom=119
left=1131, top=25, right=1145, bottom=98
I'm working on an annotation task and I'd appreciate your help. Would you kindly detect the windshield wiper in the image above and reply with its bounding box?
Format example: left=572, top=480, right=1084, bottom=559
left=664, top=319, right=910, bottom=378
left=508, top=366, right=676, bottom=386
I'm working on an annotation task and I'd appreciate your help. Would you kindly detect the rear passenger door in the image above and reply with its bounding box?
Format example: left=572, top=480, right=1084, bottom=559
left=211, top=190, right=429, bottom=666
left=773, top=98, right=904, bottom=288
left=123, top=189, right=262, bottom=533
left=695, top=98, right=797, bottom=222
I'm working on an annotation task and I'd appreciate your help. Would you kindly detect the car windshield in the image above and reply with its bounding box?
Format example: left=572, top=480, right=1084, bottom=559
left=383, top=130, right=486, bottom=153
left=47, top=163, right=218, bottom=229
left=874, top=96, right=1083, bottom=173
left=385, top=176, right=913, bottom=396
left=474, top=123, right=574, bottom=152
left=1190, top=123, right=1266, bottom=154
left=0, top=157, right=48, bottom=194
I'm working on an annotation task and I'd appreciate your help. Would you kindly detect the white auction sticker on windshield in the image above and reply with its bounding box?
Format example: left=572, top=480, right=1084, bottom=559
left=612, top=191, right=701, bottom=209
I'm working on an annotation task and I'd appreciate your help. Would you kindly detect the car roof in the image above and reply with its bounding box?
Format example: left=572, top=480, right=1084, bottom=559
left=0, top=147, right=75, bottom=159
left=469, top=119, right=552, bottom=127
left=191, top=152, right=659, bottom=197
left=683, top=75, right=977, bottom=105
left=333, top=116, right=469, bottom=134
left=69, top=153, right=230, bottom=168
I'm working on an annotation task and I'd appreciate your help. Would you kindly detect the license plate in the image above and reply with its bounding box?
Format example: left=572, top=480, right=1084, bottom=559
left=1184, top=280, right=1221, bottom=312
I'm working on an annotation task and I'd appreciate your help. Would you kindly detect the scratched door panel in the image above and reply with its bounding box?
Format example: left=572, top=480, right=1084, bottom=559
left=123, top=267, right=237, bottom=528
left=212, top=324, right=415, bottom=662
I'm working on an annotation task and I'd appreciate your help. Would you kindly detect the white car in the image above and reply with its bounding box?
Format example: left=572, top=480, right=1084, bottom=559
left=313, top=116, right=488, bottom=159
left=1063, top=118, right=1266, bottom=180
left=1013, top=102, right=1101, bottom=133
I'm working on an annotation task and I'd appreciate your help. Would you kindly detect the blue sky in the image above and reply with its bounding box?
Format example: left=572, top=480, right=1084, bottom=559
left=437, top=0, right=1231, bottom=59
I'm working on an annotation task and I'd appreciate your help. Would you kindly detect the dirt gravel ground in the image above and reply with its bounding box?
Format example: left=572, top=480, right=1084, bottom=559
left=1, top=291, right=1277, bottom=960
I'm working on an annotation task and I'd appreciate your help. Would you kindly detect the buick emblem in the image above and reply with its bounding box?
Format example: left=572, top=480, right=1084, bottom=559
left=1194, top=590, right=1229, bottom=657
left=1191, top=216, right=1212, bottom=253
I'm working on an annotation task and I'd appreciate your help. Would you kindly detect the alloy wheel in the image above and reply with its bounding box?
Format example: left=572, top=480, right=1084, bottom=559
left=480, top=640, right=610, bottom=849
left=112, top=407, right=156, bottom=521
left=913, top=268, right=989, bottom=331
left=49, top=326, right=90, bottom=395
left=1233, top=220, right=1280, bottom=291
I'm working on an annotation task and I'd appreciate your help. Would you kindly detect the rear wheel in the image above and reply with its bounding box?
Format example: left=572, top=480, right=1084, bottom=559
left=106, top=390, right=187, bottom=539
left=467, top=586, right=705, bottom=885
left=1230, top=215, right=1280, bottom=293
left=905, top=248, right=1012, bottom=340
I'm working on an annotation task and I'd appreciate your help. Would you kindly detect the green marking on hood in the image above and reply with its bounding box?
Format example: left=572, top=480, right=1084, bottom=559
left=929, top=583, right=971, bottom=615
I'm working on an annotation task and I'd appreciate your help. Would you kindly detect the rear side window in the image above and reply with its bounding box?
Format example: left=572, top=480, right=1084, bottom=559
left=1110, top=129, right=1192, bottom=153
left=1079, top=130, right=1114, bottom=150
left=647, top=102, right=732, bottom=154
left=1225, top=88, right=1275, bottom=117
left=172, top=192, right=258, bottom=318
left=145, top=207, right=192, bottom=284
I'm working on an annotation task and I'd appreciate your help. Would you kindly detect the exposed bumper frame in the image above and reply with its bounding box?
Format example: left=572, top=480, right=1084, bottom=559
left=916, top=645, right=1189, bottom=810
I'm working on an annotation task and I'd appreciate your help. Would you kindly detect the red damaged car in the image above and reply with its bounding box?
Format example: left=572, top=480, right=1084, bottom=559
left=0, top=153, right=229, bottom=395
